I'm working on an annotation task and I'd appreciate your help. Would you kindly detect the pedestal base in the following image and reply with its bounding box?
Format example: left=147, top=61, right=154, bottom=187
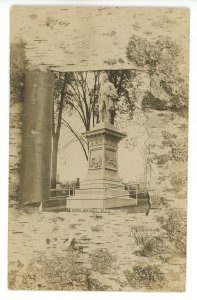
left=67, top=180, right=137, bottom=209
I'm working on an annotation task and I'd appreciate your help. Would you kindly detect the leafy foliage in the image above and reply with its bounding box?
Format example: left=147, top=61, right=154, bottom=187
left=90, top=248, right=117, bottom=274
left=137, top=235, right=172, bottom=262
left=131, top=225, right=171, bottom=261
left=10, top=40, right=29, bottom=101
left=171, top=146, right=187, bottom=162
left=127, top=34, right=188, bottom=115
left=19, top=250, right=110, bottom=291
left=150, top=195, right=168, bottom=208
left=142, top=91, right=167, bottom=111
left=160, top=73, right=188, bottom=117
left=8, top=260, right=24, bottom=289
left=127, top=35, right=180, bottom=73
left=170, top=173, right=187, bottom=191
left=162, top=130, right=188, bottom=163
left=106, top=69, right=136, bottom=118
left=149, top=153, right=171, bottom=165
left=156, top=208, right=186, bottom=256
left=124, top=264, right=166, bottom=289
left=19, top=251, right=87, bottom=290
left=16, top=245, right=117, bottom=291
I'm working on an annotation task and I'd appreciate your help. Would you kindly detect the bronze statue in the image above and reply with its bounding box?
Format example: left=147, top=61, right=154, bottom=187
left=98, top=73, right=118, bottom=125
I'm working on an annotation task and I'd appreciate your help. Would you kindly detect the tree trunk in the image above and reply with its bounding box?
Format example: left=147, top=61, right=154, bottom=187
left=51, top=137, right=58, bottom=190
left=19, top=66, right=53, bottom=207
left=50, top=73, right=67, bottom=192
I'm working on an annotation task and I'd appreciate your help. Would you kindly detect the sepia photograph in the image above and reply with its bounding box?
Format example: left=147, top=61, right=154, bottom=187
left=7, top=4, right=190, bottom=293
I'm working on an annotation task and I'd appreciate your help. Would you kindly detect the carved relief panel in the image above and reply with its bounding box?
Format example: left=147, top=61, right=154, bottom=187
left=89, top=149, right=102, bottom=169
left=105, top=149, right=117, bottom=170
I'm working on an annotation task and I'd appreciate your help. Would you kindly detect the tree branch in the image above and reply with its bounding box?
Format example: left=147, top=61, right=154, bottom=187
left=55, top=73, right=67, bottom=141
left=62, top=118, right=88, bottom=160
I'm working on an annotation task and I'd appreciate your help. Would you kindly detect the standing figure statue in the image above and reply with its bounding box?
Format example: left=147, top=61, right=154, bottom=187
left=98, top=73, right=118, bottom=125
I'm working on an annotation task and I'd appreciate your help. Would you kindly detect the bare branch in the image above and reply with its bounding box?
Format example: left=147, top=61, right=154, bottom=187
left=62, top=118, right=88, bottom=160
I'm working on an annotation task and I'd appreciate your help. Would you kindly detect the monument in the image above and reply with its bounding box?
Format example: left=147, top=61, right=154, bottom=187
left=67, top=74, right=136, bottom=209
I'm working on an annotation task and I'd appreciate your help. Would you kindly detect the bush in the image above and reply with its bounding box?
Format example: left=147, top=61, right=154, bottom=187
left=170, top=173, right=187, bottom=191
left=150, top=195, right=168, bottom=208
left=19, top=247, right=116, bottom=290
left=20, top=251, right=90, bottom=290
left=132, top=225, right=171, bottom=261
left=149, top=154, right=171, bottom=165
left=90, top=249, right=116, bottom=274
left=171, top=146, right=187, bottom=162
left=156, top=208, right=186, bottom=256
left=124, top=264, right=166, bottom=289
left=137, top=235, right=171, bottom=262
left=8, top=260, right=24, bottom=289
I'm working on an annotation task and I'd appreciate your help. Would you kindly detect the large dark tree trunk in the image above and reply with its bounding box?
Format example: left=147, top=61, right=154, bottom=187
left=50, top=73, right=67, bottom=192
left=51, top=137, right=58, bottom=190
left=19, top=66, right=54, bottom=207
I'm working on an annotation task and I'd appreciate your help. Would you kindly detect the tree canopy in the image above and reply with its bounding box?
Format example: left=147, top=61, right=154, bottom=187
left=10, top=40, right=29, bottom=102
left=127, top=34, right=188, bottom=115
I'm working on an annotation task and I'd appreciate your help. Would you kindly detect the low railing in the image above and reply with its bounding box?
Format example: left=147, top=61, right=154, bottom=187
left=50, top=187, right=76, bottom=198
left=49, top=182, right=151, bottom=205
